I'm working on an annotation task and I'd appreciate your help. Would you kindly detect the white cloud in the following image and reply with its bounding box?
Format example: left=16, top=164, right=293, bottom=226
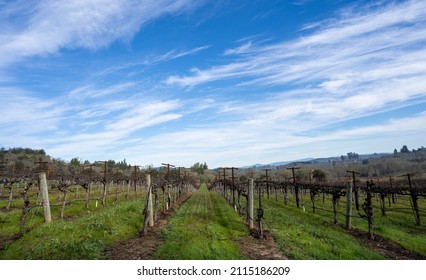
left=69, top=82, right=137, bottom=99
left=117, top=110, right=426, bottom=168
left=0, top=0, right=205, bottom=67
left=224, top=41, right=252, bottom=55
left=2, top=0, right=426, bottom=168
left=149, top=45, right=211, bottom=63
left=166, top=1, right=426, bottom=89
left=0, top=87, right=64, bottom=131
left=165, top=0, right=426, bottom=125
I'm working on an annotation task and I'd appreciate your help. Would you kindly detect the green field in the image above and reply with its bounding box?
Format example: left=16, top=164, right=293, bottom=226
left=0, top=183, right=171, bottom=242
left=242, top=190, right=426, bottom=259
left=155, top=184, right=248, bottom=259
left=276, top=192, right=424, bottom=256
left=0, top=197, right=146, bottom=259
left=1, top=181, right=425, bottom=260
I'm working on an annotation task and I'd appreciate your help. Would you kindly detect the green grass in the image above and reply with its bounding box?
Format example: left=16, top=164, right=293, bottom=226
left=155, top=184, right=248, bottom=260
left=0, top=210, right=21, bottom=238
left=0, top=193, right=142, bottom=240
left=289, top=192, right=426, bottom=256
left=0, top=198, right=145, bottom=259
left=261, top=198, right=383, bottom=259
left=3, top=182, right=423, bottom=260
left=0, top=184, right=177, bottom=240
left=245, top=190, right=426, bottom=259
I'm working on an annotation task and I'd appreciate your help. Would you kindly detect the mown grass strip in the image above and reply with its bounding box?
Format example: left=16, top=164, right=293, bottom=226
left=155, top=184, right=248, bottom=260
left=261, top=197, right=384, bottom=259
left=0, top=198, right=145, bottom=259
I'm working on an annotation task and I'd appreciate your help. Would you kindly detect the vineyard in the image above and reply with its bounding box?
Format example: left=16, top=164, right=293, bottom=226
left=209, top=171, right=426, bottom=258
left=0, top=164, right=197, bottom=259
left=1, top=161, right=426, bottom=259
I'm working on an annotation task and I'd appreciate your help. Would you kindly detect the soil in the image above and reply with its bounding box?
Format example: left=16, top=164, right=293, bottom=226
left=0, top=233, right=23, bottom=251
left=345, top=226, right=425, bottom=260
left=104, top=194, right=192, bottom=260
left=104, top=197, right=424, bottom=260
left=105, top=195, right=289, bottom=260
left=239, top=228, right=288, bottom=260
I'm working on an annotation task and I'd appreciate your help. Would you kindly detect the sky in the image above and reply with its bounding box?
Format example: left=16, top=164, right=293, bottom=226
left=0, top=0, right=426, bottom=168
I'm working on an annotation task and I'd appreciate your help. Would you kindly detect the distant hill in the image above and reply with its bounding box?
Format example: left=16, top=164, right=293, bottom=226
left=238, top=147, right=426, bottom=179
left=240, top=153, right=391, bottom=170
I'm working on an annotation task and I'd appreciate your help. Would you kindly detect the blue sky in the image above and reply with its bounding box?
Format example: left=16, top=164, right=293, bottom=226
left=1, top=0, right=426, bottom=168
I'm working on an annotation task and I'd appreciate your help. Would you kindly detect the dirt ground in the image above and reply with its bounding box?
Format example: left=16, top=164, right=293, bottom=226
left=105, top=195, right=289, bottom=260
left=238, top=229, right=288, bottom=260
left=0, top=233, right=22, bottom=251
left=345, top=227, right=425, bottom=260
left=104, top=194, right=192, bottom=260
left=105, top=197, right=423, bottom=260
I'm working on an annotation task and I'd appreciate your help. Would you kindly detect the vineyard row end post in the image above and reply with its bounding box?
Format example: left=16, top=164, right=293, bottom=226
left=146, top=173, right=154, bottom=227
left=39, top=172, right=52, bottom=223
left=248, top=178, right=254, bottom=230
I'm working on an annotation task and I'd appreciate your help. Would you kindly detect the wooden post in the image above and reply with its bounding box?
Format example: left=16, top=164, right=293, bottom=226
left=346, top=181, right=353, bottom=229
left=60, top=189, right=67, bottom=219
left=347, top=170, right=360, bottom=211
left=167, top=185, right=171, bottom=210
left=380, top=193, right=386, bottom=216
left=39, top=172, right=51, bottom=222
left=154, top=190, right=159, bottom=221
left=364, top=181, right=374, bottom=240
left=310, top=188, right=316, bottom=213
left=407, top=174, right=420, bottom=226
left=126, top=179, right=130, bottom=200
left=231, top=167, right=239, bottom=211
left=248, top=178, right=254, bottom=229
left=332, top=193, right=339, bottom=224
left=85, top=185, right=89, bottom=209
left=6, top=185, right=13, bottom=210
left=257, top=182, right=264, bottom=238
left=102, top=180, right=107, bottom=205
left=287, top=167, right=300, bottom=208
left=115, top=181, right=119, bottom=202
left=146, top=174, right=154, bottom=227
left=283, top=185, right=288, bottom=205
left=160, top=185, right=165, bottom=212
left=263, top=169, right=270, bottom=199
left=20, top=182, right=30, bottom=235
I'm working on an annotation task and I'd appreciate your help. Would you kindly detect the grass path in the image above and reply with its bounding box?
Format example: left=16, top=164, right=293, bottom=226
left=155, top=184, right=248, bottom=259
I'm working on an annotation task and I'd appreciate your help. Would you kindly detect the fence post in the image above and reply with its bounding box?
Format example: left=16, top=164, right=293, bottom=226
left=39, top=172, right=51, bottom=223
left=146, top=174, right=154, bottom=227
left=248, top=179, right=254, bottom=230
left=346, top=181, right=353, bottom=229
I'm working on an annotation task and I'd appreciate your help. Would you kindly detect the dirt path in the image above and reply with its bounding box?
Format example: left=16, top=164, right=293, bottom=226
left=346, top=227, right=425, bottom=260
left=104, top=193, right=192, bottom=260
left=238, top=229, right=288, bottom=260
left=105, top=190, right=289, bottom=260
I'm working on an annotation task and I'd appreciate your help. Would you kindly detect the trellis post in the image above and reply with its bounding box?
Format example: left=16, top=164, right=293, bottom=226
left=40, top=172, right=51, bottom=222
left=346, top=181, right=353, bottom=229
left=146, top=174, right=154, bottom=227
left=248, top=178, right=254, bottom=229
